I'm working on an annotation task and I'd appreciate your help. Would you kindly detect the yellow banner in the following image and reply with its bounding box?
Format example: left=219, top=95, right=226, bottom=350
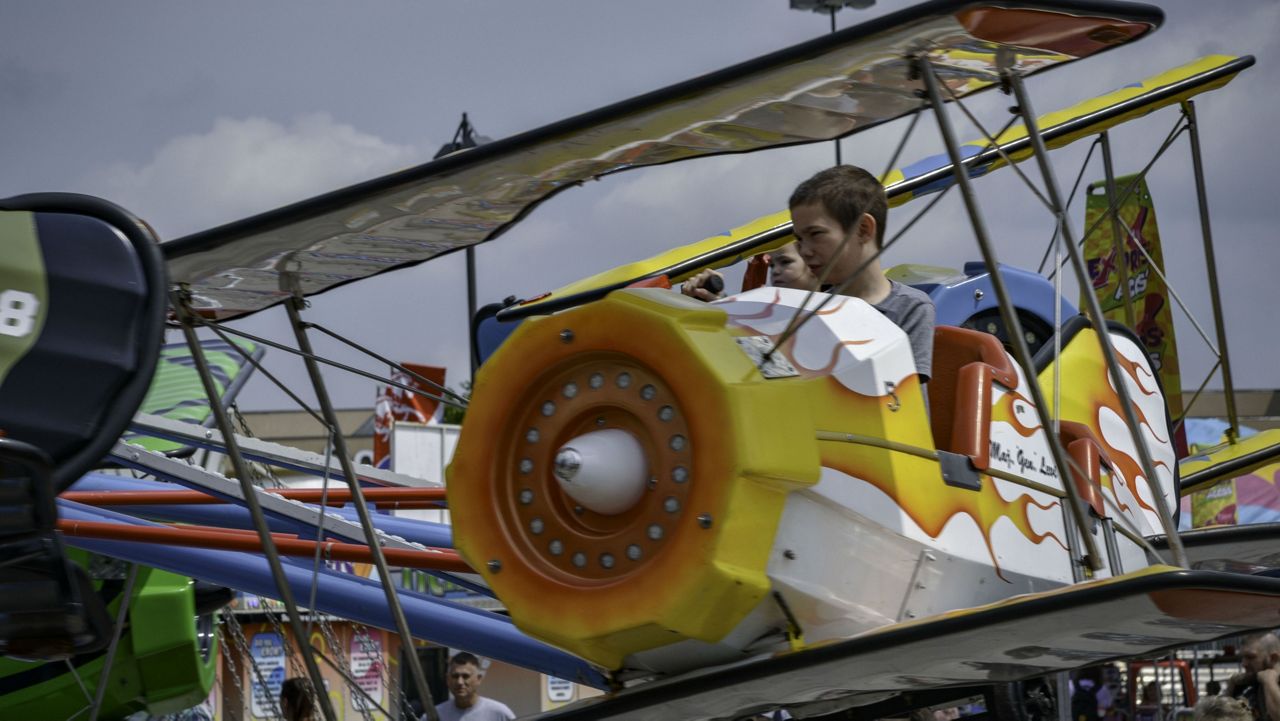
left=1081, top=175, right=1184, bottom=423
left=1190, top=480, right=1238, bottom=527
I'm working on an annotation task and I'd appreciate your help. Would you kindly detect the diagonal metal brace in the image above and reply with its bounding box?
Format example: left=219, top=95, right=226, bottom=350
left=128, top=412, right=434, bottom=489
left=109, top=439, right=425, bottom=552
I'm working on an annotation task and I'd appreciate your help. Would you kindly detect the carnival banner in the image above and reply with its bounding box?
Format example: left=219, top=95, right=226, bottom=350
left=1082, top=174, right=1185, bottom=457
left=372, top=363, right=446, bottom=469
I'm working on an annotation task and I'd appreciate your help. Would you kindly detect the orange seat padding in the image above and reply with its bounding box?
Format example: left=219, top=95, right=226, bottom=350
left=928, top=326, right=1019, bottom=470
left=1058, top=420, right=1112, bottom=518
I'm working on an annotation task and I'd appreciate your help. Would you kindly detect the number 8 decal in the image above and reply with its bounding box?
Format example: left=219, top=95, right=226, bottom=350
left=0, top=289, right=39, bottom=338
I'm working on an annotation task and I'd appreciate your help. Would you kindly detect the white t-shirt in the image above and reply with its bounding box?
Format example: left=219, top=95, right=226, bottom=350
left=426, top=696, right=516, bottom=721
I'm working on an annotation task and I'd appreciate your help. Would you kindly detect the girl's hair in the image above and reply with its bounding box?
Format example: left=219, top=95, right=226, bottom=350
left=280, top=677, right=317, bottom=721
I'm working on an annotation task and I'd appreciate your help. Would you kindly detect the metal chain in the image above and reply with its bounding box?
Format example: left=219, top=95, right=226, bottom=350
left=316, top=613, right=379, bottom=721
left=355, top=620, right=415, bottom=720
left=219, top=616, right=251, bottom=718
left=272, top=545, right=392, bottom=721
left=231, top=404, right=284, bottom=489
left=306, top=432, right=336, bottom=641
left=261, top=600, right=314, bottom=712
left=223, top=610, right=285, bottom=720
left=262, top=599, right=351, bottom=721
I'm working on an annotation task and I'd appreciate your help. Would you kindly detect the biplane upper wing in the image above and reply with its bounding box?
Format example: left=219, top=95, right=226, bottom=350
left=534, top=567, right=1280, bottom=721
left=504, top=53, right=1252, bottom=320
left=162, top=0, right=1163, bottom=320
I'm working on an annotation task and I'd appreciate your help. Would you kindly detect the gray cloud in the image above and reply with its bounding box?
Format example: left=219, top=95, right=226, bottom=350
left=3, top=0, right=1278, bottom=412
left=83, top=113, right=422, bottom=238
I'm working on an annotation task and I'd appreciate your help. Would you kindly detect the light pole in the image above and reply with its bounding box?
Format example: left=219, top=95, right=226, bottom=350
left=788, top=0, right=876, bottom=166
left=434, top=114, right=492, bottom=383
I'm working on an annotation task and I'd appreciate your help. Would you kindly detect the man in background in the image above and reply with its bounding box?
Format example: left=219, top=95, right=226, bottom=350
left=1227, top=631, right=1280, bottom=720
left=427, top=652, right=515, bottom=721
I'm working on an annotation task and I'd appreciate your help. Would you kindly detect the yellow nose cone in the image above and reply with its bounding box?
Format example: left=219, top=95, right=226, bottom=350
left=447, top=289, right=818, bottom=670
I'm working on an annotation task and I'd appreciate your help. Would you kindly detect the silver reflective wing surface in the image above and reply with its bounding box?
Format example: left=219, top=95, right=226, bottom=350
left=532, top=567, right=1280, bottom=721
left=164, top=0, right=1162, bottom=319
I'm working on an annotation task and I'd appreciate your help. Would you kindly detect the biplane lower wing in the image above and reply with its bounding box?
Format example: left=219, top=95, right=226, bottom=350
left=1180, top=428, right=1280, bottom=494
left=502, top=54, right=1252, bottom=321
left=1149, top=523, right=1280, bottom=571
left=533, top=567, right=1280, bottom=721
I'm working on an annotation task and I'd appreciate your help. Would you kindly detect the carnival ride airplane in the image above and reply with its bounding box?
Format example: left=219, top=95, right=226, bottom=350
left=2, top=1, right=1280, bottom=719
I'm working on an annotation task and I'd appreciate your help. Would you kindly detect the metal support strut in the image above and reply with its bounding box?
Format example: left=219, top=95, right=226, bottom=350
left=284, top=293, right=441, bottom=721
left=172, top=292, right=340, bottom=721
left=1183, top=99, right=1239, bottom=443
left=918, top=56, right=1103, bottom=573
left=1005, top=69, right=1188, bottom=568
left=87, top=564, right=138, bottom=721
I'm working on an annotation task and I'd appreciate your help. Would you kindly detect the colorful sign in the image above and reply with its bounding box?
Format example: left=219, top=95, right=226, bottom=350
left=123, top=339, right=262, bottom=454
left=248, top=631, right=286, bottom=719
left=1190, top=480, right=1238, bottom=528
left=546, top=676, right=574, bottom=703
left=373, top=363, right=446, bottom=469
left=227, top=621, right=402, bottom=720
left=349, top=629, right=384, bottom=712
left=1180, top=422, right=1280, bottom=529
left=1081, top=174, right=1185, bottom=455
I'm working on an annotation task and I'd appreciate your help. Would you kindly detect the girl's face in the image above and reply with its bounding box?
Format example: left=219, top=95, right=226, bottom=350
left=770, top=243, right=818, bottom=290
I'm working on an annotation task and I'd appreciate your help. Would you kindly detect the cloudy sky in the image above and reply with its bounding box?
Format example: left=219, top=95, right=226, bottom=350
left=2, top=0, right=1277, bottom=413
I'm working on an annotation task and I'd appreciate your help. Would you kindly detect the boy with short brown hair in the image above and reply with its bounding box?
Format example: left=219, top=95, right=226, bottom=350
left=789, top=164, right=934, bottom=380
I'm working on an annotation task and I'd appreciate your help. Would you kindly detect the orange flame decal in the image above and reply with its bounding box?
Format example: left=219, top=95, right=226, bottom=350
left=791, top=339, right=875, bottom=377
left=814, top=297, right=851, bottom=315
left=1074, top=340, right=1170, bottom=514
left=812, top=377, right=1066, bottom=582
left=1114, top=351, right=1158, bottom=397
left=723, top=289, right=785, bottom=321
left=991, top=388, right=1043, bottom=438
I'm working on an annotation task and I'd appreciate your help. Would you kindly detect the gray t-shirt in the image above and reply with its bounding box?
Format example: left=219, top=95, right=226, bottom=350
left=429, top=697, right=516, bottom=721
left=872, top=280, right=935, bottom=381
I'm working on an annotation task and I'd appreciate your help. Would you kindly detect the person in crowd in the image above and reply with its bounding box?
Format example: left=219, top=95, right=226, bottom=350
left=1228, top=631, right=1280, bottom=720
left=280, top=677, right=319, bottom=721
left=1073, top=672, right=1102, bottom=721
left=1207, top=680, right=1223, bottom=697
left=1135, top=680, right=1164, bottom=721
left=1194, top=695, right=1253, bottom=721
left=427, top=652, right=515, bottom=721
